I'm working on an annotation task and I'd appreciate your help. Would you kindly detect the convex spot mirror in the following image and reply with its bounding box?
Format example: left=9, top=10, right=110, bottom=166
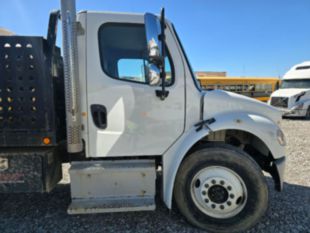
left=147, top=63, right=161, bottom=86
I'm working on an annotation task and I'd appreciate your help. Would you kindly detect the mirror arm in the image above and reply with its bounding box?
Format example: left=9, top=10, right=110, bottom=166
left=157, top=8, right=169, bottom=100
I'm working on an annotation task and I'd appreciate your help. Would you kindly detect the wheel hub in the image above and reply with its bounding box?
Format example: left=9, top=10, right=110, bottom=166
left=191, top=166, right=248, bottom=219
left=208, top=185, right=229, bottom=204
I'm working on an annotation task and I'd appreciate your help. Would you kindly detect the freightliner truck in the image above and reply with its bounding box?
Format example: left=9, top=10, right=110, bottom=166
left=269, top=61, right=310, bottom=119
left=0, top=1, right=286, bottom=232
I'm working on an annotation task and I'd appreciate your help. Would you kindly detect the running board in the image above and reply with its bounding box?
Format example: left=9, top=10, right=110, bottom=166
left=68, top=159, right=156, bottom=214
left=68, top=197, right=155, bottom=214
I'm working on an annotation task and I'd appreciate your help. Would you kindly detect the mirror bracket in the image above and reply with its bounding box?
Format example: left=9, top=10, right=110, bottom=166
left=158, top=8, right=167, bottom=101
left=144, top=9, right=168, bottom=100
left=155, top=90, right=169, bottom=100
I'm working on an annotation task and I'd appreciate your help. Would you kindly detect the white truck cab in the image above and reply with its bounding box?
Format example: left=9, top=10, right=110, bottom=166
left=269, top=61, right=310, bottom=118
left=71, top=9, right=286, bottom=232
left=0, top=1, right=286, bottom=232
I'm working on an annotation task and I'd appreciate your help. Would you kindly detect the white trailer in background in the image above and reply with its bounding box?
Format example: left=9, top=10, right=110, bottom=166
left=269, top=61, right=310, bottom=119
left=0, top=1, right=286, bottom=232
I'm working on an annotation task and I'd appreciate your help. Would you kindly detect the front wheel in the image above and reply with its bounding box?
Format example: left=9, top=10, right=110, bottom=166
left=173, top=145, right=268, bottom=233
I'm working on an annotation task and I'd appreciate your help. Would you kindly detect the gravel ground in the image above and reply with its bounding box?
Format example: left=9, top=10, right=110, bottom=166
left=0, top=119, right=309, bottom=233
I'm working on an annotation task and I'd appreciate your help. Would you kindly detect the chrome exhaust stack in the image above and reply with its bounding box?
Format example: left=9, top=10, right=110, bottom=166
left=60, top=0, right=83, bottom=153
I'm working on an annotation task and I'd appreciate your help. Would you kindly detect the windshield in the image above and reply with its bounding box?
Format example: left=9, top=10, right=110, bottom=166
left=281, top=79, right=310, bottom=89
left=171, top=24, right=201, bottom=91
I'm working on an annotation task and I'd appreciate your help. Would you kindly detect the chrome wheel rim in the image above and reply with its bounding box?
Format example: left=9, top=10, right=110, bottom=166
left=190, top=166, right=247, bottom=219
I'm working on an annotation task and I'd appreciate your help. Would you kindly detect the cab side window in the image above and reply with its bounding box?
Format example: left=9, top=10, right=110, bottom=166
left=98, top=23, right=173, bottom=85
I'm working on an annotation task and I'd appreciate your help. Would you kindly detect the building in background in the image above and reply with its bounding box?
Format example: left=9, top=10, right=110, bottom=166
left=196, top=71, right=227, bottom=77
left=0, top=28, right=14, bottom=35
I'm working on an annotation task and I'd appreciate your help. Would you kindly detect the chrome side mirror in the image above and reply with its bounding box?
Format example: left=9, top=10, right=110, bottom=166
left=145, top=9, right=168, bottom=100
left=147, top=64, right=161, bottom=86
left=144, top=13, right=162, bottom=64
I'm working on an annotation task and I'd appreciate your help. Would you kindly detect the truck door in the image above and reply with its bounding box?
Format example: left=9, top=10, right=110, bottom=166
left=85, top=13, right=185, bottom=157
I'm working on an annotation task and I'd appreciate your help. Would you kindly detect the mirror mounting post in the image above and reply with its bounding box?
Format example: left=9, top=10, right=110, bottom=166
left=156, top=8, right=169, bottom=100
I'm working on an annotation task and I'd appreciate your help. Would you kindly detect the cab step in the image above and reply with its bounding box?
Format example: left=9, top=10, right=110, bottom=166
left=68, top=159, right=156, bottom=214
left=68, top=197, right=155, bottom=214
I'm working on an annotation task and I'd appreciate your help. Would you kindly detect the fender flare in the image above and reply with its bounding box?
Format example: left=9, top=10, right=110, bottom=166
left=162, top=112, right=285, bottom=209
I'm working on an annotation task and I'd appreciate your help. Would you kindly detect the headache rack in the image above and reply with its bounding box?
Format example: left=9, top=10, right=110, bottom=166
left=0, top=36, right=65, bottom=147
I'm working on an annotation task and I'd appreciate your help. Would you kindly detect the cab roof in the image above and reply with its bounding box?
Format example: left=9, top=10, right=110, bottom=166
left=283, top=61, right=310, bottom=80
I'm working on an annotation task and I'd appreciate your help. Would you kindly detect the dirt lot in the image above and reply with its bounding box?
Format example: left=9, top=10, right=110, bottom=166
left=0, top=119, right=309, bottom=233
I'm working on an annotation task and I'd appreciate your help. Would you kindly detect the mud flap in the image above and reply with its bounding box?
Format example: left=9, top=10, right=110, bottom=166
left=0, top=147, right=62, bottom=193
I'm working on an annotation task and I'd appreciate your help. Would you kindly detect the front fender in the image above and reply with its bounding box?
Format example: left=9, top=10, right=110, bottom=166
left=209, top=112, right=284, bottom=160
left=162, top=112, right=285, bottom=209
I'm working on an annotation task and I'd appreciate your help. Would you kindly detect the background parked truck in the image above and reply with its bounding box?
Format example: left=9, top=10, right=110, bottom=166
left=269, top=61, right=310, bottom=119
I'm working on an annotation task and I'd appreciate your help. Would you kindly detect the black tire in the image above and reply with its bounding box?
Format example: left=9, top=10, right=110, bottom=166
left=173, top=144, right=268, bottom=233
left=305, top=107, right=310, bottom=120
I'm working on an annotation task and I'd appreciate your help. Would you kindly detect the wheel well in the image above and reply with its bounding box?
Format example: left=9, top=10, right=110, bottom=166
left=186, top=129, right=279, bottom=188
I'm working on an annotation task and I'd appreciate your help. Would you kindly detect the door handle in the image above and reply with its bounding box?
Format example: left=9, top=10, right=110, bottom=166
left=91, top=104, right=107, bottom=129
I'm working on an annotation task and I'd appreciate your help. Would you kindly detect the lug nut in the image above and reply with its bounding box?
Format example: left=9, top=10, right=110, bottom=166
left=211, top=180, right=216, bottom=184
left=230, top=194, right=235, bottom=199
left=204, top=199, right=209, bottom=203
left=211, top=204, right=216, bottom=209
left=204, top=184, right=209, bottom=188
left=227, top=201, right=232, bottom=206
left=220, top=205, right=225, bottom=210
left=202, top=191, right=206, bottom=195
left=227, top=186, right=232, bottom=191
left=220, top=180, right=225, bottom=185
